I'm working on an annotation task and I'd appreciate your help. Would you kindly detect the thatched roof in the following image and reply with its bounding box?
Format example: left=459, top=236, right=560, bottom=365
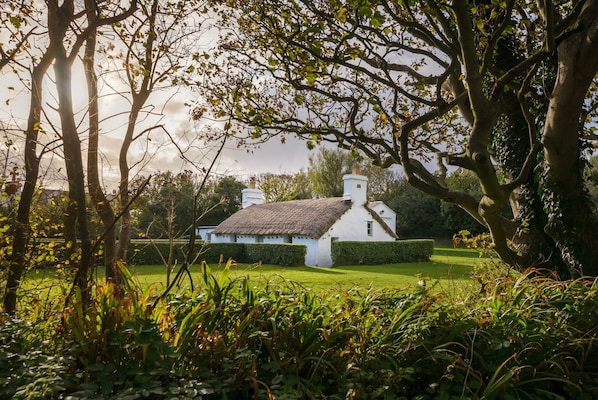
left=213, top=198, right=352, bottom=239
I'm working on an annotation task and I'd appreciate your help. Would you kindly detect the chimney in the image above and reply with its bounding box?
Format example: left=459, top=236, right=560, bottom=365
left=343, top=165, right=368, bottom=205
left=242, top=177, right=264, bottom=208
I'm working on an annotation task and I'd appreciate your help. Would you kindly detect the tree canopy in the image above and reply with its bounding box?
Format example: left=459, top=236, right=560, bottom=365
left=0, top=0, right=214, bottom=313
left=203, top=0, right=598, bottom=278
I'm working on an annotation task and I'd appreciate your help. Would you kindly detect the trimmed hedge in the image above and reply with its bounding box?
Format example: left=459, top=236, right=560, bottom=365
left=127, top=241, right=305, bottom=267
left=200, top=242, right=247, bottom=264
left=331, top=239, right=434, bottom=266
left=243, top=243, right=306, bottom=266
left=127, top=241, right=192, bottom=265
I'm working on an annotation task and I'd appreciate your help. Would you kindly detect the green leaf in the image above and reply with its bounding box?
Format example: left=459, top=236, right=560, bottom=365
left=336, top=6, right=348, bottom=23
left=475, top=18, right=485, bottom=31
left=9, top=16, right=21, bottom=29
left=357, top=6, right=373, bottom=18
left=371, top=12, right=384, bottom=28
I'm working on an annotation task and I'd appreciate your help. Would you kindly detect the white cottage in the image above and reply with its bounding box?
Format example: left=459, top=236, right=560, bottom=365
left=210, top=172, right=398, bottom=267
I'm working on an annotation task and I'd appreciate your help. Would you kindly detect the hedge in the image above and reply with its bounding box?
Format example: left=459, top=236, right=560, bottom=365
left=127, top=241, right=305, bottom=267
left=126, top=241, right=193, bottom=265
left=331, top=239, right=434, bottom=266
left=243, top=243, right=306, bottom=266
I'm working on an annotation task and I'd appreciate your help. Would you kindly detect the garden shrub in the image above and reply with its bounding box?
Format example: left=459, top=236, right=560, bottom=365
left=5, top=261, right=598, bottom=399
left=36, top=239, right=307, bottom=268
left=331, top=239, right=434, bottom=266
left=243, top=243, right=306, bottom=266
left=199, top=242, right=247, bottom=264
left=127, top=241, right=305, bottom=267
left=0, top=317, right=68, bottom=400
left=126, top=240, right=193, bottom=265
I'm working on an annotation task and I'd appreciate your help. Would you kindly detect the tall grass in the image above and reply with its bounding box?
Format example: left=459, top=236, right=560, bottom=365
left=2, top=257, right=598, bottom=399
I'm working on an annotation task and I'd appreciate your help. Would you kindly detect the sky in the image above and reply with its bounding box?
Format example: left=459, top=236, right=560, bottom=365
left=0, top=74, right=315, bottom=190
left=0, top=6, right=321, bottom=191
left=0, top=65, right=315, bottom=193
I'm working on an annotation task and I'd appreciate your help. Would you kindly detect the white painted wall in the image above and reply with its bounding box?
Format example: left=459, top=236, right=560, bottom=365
left=195, top=226, right=217, bottom=242
left=331, top=206, right=395, bottom=242
left=314, top=205, right=397, bottom=267
left=264, top=235, right=285, bottom=243
left=292, top=236, right=319, bottom=266
left=236, top=234, right=258, bottom=243
left=368, top=202, right=397, bottom=235
left=316, top=235, right=334, bottom=267
left=211, top=233, right=233, bottom=243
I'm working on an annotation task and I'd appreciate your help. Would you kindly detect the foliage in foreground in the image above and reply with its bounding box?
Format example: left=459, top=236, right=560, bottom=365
left=1, top=261, right=598, bottom=399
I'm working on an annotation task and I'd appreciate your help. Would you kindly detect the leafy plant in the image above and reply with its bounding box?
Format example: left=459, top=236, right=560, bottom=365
left=61, top=262, right=176, bottom=398
left=4, top=256, right=598, bottom=399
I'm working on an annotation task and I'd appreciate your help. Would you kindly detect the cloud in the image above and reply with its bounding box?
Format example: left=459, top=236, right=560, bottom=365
left=219, top=136, right=313, bottom=179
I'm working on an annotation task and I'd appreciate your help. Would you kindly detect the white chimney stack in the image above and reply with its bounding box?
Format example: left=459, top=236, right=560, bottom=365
left=242, top=177, right=264, bottom=208
left=343, top=166, right=368, bottom=205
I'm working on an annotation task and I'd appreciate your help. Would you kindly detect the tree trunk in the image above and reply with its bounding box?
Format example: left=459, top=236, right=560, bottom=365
left=117, top=0, right=157, bottom=261
left=53, top=5, right=94, bottom=300
left=116, top=106, right=141, bottom=262
left=2, top=51, right=53, bottom=314
left=541, top=2, right=598, bottom=277
left=83, top=0, right=120, bottom=285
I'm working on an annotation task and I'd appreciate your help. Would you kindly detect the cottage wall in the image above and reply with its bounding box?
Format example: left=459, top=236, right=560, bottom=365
left=331, top=206, right=395, bottom=241
left=195, top=226, right=217, bottom=242
left=263, top=235, right=286, bottom=243
left=315, top=206, right=396, bottom=267
left=292, top=236, right=319, bottom=266
left=236, top=234, right=258, bottom=243
left=316, top=236, right=334, bottom=267
left=211, top=233, right=234, bottom=243
left=368, top=203, right=397, bottom=235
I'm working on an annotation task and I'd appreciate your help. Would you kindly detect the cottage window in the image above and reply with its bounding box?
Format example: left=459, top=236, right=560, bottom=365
left=367, top=221, right=373, bottom=236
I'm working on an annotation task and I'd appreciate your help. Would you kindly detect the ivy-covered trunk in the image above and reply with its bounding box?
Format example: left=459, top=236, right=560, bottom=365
left=539, top=10, right=598, bottom=277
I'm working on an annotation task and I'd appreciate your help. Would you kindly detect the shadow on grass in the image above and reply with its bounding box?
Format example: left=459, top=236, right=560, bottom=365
left=433, top=247, right=487, bottom=258
left=24, top=248, right=484, bottom=294
left=337, top=260, right=474, bottom=280
left=328, top=247, right=484, bottom=278
left=219, top=247, right=484, bottom=280
left=224, top=263, right=345, bottom=275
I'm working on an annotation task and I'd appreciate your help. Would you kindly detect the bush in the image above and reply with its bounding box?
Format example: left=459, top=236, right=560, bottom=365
left=127, top=240, right=192, bottom=265
left=198, top=242, right=247, bottom=264
left=7, top=261, right=598, bottom=399
left=243, top=243, right=306, bottom=266
left=128, top=240, right=306, bottom=267
left=0, top=317, right=68, bottom=400
left=331, top=239, right=434, bottom=266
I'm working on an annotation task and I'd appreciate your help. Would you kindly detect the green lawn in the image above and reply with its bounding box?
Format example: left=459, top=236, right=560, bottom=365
left=25, top=246, right=487, bottom=297
left=127, top=246, right=485, bottom=293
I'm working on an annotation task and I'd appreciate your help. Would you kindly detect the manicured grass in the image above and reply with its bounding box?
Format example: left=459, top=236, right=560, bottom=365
left=24, top=246, right=486, bottom=298
left=128, top=246, right=485, bottom=293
